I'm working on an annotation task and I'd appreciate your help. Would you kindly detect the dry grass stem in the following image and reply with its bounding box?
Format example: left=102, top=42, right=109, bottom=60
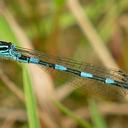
left=67, top=0, right=118, bottom=68
left=62, top=103, right=128, bottom=128
left=0, top=70, right=24, bottom=102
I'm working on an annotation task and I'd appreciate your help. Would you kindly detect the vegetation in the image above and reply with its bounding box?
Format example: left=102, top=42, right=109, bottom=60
left=0, top=0, right=128, bottom=127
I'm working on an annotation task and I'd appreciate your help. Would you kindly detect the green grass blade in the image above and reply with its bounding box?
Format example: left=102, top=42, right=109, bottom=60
left=89, top=100, right=107, bottom=128
left=23, top=64, right=40, bottom=128
left=55, top=101, right=92, bottom=128
left=0, top=16, right=17, bottom=42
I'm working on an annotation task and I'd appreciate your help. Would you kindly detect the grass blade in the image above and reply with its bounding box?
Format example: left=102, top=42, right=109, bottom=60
left=55, top=101, right=92, bottom=128
left=23, top=64, right=40, bottom=128
left=89, top=100, right=107, bottom=128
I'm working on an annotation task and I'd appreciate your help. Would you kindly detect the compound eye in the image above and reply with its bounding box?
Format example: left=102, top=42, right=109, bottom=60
left=0, top=46, right=9, bottom=50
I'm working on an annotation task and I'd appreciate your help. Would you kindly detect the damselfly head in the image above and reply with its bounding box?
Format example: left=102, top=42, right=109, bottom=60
left=0, top=41, right=12, bottom=55
left=0, top=41, right=12, bottom=50
left=0, top=40, right=11, bottom=46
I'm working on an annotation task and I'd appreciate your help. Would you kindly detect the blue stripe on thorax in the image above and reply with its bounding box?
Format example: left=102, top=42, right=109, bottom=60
left=29, top=57, right=39, bottom=63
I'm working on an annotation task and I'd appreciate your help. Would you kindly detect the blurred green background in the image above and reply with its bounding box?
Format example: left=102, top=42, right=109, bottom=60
left=0, top=0, right=128, bottom=128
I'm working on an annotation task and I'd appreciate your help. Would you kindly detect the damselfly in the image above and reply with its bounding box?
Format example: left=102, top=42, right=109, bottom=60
left=0, top=41, right=128, bottom=90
